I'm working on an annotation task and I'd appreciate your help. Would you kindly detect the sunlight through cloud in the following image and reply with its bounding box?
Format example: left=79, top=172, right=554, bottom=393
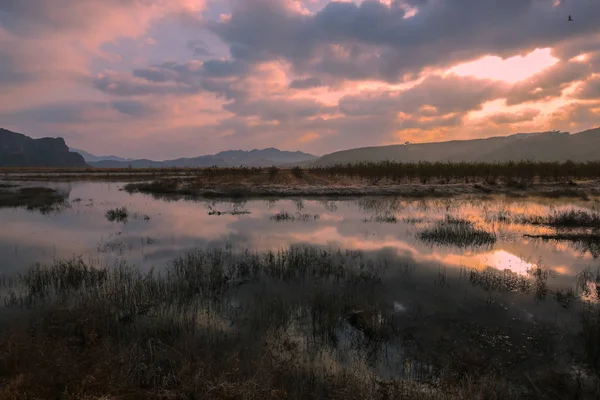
left=448, top=48, right=559, bottom=84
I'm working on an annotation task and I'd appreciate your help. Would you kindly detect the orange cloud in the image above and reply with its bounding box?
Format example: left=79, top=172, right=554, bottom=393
left=448, top=48, right=559, bottom=84
left=298, top=132, right=320, bottom=143
left=3, top=0, right=600, bottom=158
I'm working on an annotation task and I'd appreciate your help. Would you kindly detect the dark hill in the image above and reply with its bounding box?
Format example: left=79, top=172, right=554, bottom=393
left=314, top=128, right=600, bottom=166
left=89, top=148, right=318, bottom=168
left=0, top=129, right=87, bottom=167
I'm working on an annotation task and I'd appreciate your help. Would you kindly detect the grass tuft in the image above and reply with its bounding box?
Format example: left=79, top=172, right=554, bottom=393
left=270, top=211, right=320, bottom=222
left=418, top=216, right=497, bottom=248
left=522, top=209, right=600, bottom=228
left=105, top=207, right=129, bottom=223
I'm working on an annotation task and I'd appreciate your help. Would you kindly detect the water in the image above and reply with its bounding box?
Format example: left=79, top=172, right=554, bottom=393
left=2, top=180, right=600, bottom=394
left=1, top=180, right=598, bottom=286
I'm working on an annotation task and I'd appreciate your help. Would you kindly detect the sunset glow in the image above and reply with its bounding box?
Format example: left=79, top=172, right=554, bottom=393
left=4, top=2, right=600, bottom=395
left=0, top=0, right=598, bottom=158
left=448, top=48, right=559, bottom=84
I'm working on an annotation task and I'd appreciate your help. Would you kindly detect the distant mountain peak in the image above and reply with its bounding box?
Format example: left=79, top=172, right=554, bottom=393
left=87, top=147, right=317, bottom=168
left=69, top=147, right=133, bottom=163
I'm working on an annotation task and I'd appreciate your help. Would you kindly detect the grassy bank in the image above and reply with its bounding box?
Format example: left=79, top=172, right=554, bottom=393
left=117, top=161, right=600, bottom=199
left=3, top=161, right=600, bottom=197
left=1, top=247, right=600, bottom=398
left=123, top=178, right=598, bottom=202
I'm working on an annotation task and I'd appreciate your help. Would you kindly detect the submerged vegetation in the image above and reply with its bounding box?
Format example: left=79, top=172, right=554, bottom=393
left=516, top=209, right=600, bottom=258
left=521, top=209, right=600, bottom=228
left=0, top=185, right=68, bottom=214
left=271, top=211, right=320, bottom=222
left=1, top=247, right=600, bottom=398
left=105, top=206, right=129, bottom=223
left=418, top=216, right=497, bottom=248
left=105, top=207, right=151, bottom=223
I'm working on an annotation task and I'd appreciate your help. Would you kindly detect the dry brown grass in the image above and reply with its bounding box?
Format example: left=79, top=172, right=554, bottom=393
left=121, top=170, right=600, bottom=200
left=2, top=248, right=600, bottom=399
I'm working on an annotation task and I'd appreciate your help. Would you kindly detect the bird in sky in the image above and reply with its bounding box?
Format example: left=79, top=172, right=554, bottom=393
left=568, top=15, right=573, bottom=21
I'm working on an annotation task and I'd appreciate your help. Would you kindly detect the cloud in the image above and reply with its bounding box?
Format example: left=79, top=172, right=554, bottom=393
left=573, top=74, right=600, bottom=100
left=289, top=77, right=324, bottom=89
left=547, top=101, right=600, bottom=131
left=0, top=0, right=205, bottom=41
left=187, top=39, right=214, bottom=57
left=0, top=27, right=89, bottom=87
left=487, top=109, right=541, bottom=125
left=505, top=60, right=593, bottom=105
left=111, top=100, right=159, bottom=117
left=209, top=0, right=600, bottom=82
left=95, top=58, right=253, bottom=98
left=93, top=71, right=199, bottom=96
left=3, top=0, right=600, bottom=158
left=223, top=97, right=336, bottom=122
left=339, top=74, right=507, bottom=116
left=0, top=100, right=161, bottom=124
left=0, top=0, right=207, bottom=92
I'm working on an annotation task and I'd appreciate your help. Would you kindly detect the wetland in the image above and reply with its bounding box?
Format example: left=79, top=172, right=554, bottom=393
left=2, top=169, right=600, bottom=399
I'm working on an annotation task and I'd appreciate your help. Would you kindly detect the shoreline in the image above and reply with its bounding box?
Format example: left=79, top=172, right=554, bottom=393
left=124, top=181, right=600, bottom=200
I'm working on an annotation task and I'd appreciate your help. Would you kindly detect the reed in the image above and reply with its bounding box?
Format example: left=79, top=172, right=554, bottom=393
left=418, top=216, right=497, bottom=247
left=1, top=247, right=600, bottom=399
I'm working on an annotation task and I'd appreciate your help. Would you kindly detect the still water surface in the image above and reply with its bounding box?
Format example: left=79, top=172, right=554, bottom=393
left=1, top=181, right=598, bottom=288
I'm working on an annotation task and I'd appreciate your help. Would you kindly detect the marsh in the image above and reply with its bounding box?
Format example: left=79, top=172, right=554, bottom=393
left=1, top=179, right=600, bottom=398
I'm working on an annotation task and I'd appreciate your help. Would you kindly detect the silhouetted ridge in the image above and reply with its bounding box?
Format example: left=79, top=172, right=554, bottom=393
left=0, top=128, right=87, bottom=167
left=314, top=129, right=600, bottom=166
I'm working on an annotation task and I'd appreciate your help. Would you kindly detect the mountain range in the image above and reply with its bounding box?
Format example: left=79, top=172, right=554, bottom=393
left=2, top=127, right=600, bottom=169
left=79, top=147, right=318, bottom=168
left=68, top=148, right=133, bottom=163
left=314, top=128, right=600, bottom=166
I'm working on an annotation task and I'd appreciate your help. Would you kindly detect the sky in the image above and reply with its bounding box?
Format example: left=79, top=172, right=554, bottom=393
left=1, top=0, right=599, bottom=160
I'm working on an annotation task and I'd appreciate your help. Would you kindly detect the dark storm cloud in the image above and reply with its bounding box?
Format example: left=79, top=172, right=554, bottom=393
left=208, top=0, right=600, bottom=82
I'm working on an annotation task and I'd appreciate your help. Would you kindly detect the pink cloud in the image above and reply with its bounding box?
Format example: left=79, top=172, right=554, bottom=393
left=2, top=0, right=600, bottom=158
